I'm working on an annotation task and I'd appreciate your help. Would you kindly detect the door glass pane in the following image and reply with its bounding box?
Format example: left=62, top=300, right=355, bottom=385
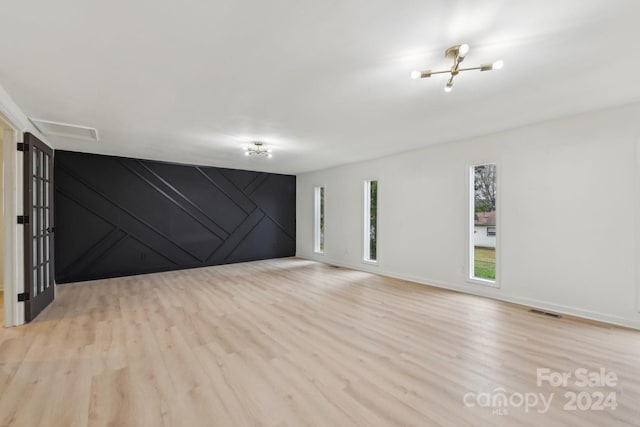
left=36, top=213, right=41, bottom=262
left=42, top=262, right=47, bottom=291
left=39, top=150, right=44, bottom=178
left=40, top=265, right=45, bottom=293
left=32, top=237, right=37, bottom=265
left=32, top=177, right=37, bottom=205
left=33, top=268, right=38, bottom=297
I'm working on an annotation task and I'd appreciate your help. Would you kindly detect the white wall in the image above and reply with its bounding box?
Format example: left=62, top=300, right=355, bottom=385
left=297, top=101, right=640, bottom=330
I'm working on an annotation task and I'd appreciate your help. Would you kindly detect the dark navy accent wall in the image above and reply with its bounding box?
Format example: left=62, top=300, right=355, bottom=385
left=54, top=150, right=296, bottom=283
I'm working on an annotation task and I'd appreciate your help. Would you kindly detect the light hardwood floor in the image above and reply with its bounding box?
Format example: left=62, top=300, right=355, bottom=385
left=0, top=258, right=639, bottom=427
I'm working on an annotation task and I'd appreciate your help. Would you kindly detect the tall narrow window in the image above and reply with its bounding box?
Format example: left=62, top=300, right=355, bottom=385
left=314, top=186, right=325, bottom=253
left=364, top=180, right=378, bottom=262
left=470, top=164, right=497, bottom=283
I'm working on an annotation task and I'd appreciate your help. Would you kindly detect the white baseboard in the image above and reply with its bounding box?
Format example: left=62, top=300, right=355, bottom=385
left=296, top=254, right=640, bottom=331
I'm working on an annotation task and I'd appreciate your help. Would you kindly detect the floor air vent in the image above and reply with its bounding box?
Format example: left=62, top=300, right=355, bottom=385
left=29, top=118, right=99, bottom=141
left=529, top=309, right=562, bottom=319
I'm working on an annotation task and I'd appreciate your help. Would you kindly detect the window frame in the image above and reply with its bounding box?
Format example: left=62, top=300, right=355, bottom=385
left=468, top=163, right=500, bottom=288
left=363, top=179, right=378, bottom=264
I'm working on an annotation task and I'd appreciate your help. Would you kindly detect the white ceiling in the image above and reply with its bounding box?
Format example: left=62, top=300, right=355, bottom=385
left=1, top=0, right=639, bottom=174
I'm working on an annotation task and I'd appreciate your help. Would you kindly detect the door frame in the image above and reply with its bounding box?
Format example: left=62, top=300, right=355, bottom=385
left=1, top=113, right=20, bottom=327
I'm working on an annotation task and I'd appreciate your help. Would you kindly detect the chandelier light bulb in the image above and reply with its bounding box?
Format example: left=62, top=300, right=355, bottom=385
left=493, top=60, right=504, bottom=70
left=444, top=83, right=453, bottom=93
left=458, top=44, right=469, bottom=58
left=244, top=151, right=250, bottom=156
left=411, top=70, right=421, bottom=80
left=268, top=153, right=273, bottom=158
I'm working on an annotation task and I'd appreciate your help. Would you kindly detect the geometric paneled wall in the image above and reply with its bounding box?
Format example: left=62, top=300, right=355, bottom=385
left=54, top=150, right=295, bottom=283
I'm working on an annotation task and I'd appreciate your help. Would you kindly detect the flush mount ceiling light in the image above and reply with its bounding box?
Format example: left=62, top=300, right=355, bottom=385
left=244, top=141, right=273, bottom=158
left=411, top=44, right=503, bottom=93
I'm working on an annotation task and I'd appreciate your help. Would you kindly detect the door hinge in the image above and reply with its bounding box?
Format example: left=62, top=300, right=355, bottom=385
left=17, top=215, right=29, bottom=225
left=17, top=292, right=29, bottom=302
left=17, top=142, right=28, bottom=152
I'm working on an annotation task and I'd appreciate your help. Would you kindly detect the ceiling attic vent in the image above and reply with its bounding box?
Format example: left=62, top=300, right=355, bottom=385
left=29, top=118, right=99, bottom=142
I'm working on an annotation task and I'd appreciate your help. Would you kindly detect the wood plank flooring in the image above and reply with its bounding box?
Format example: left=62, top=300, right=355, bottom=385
left=0, top=258, right=639, bottom=426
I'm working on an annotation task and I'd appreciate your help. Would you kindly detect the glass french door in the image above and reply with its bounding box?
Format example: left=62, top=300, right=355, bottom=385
left=23, top=132, right=55, bottom=321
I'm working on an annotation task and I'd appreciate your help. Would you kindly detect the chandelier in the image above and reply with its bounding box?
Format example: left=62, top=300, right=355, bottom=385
left=411, top=44, right=503, bottom=92
left=244, top=142, right=272, bottom=158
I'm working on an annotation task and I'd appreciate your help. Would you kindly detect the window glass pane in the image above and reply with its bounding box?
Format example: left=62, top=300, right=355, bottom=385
left=472, top=164, right=497, bottom=281
left=369, top=181, right=377, bottom=261
left=314, top=186, right=325, bottom=253
left=319, top=187, right=324, bottom=252
left=364, top=180, right=377, bottom=262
